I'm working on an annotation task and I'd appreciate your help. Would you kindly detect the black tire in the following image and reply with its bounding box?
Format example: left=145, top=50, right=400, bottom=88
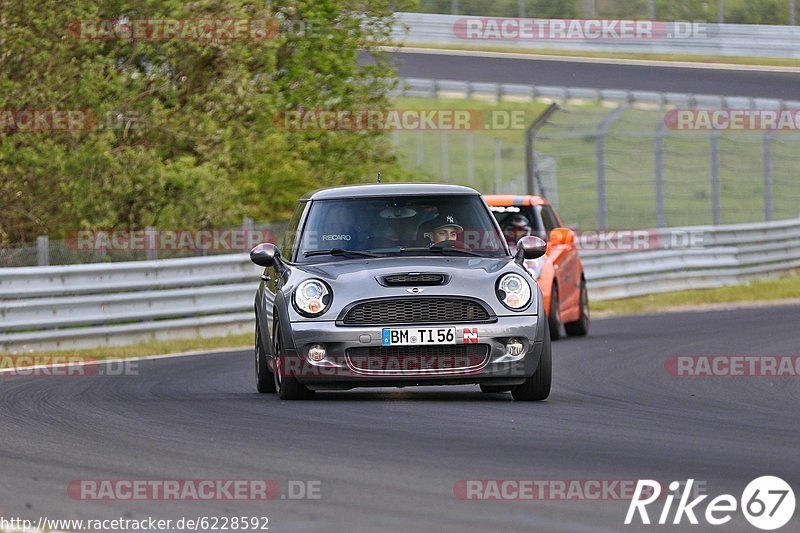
left=479, top=385, right=510, bottom=393
left=255, top=323, right=277, bottom=393
left=272, top=318, right=315, bottom=401
left=565, top=277, right=590, bottom=337
left=511, top=325, right=552, bottom=402
left=548, top=283, right=562, bottom=341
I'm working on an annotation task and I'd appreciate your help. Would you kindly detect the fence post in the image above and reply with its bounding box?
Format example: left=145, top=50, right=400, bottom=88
left=494, top=139, right=502, bottom=194
left=648, top=0, right=656, bottom=19
left=525, top=103, right=560, bottom=196
left=518, top=0, right=526, bottom=18
left=36, top=235, right=49, bottom=266
left=718, top=0, right=725, bottom=23
left=596, top=103, right=628, bottom=230
left=242, top=217, right=255, bottom=254
left=145, top=226, right=157, bottom=261
left=792, top=0, right=797, bottom=25
left=451, top=0, right=458, bottom=15
left=416, top=129, right=424, bottom=166
left=466, top=131, right=475, bottom=185
left=763, top=130, right=775, bottom=222
left=654, top=122, right=666, bottom=227
left=441, top=130, right=450, bottom=182
left=583, top=0, right=595, bottom=17
left=710, top=129, right=721, bottom=225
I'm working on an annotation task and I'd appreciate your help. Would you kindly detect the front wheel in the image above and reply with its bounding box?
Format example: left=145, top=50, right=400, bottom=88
left=255, top=325, right=276, bottom=393
left=272, top=319, right=315, bottom=400
left=565, top=278, right=590, bottom=337
left=511, top=325, right=552, bottom=401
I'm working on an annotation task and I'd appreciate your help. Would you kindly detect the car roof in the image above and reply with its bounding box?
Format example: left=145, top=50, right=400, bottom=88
left=301, top=183, right=480, bottom=201
left=483, top=195, right=549, bottom=207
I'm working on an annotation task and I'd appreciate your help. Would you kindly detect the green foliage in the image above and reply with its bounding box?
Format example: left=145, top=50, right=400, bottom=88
left=0, top=0, right=412, bottom=243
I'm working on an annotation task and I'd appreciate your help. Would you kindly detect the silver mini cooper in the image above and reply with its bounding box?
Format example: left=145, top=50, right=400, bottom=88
left=250, top=183, right=551, bottom=400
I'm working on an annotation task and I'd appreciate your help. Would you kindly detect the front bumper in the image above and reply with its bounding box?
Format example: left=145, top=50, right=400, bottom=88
left=277, top=315, right=545, bottom=390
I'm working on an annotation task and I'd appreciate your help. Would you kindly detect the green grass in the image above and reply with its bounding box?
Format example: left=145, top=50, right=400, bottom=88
left=1, top=332, right=251, bottom=360
left=407, top=43, right=800, bottom=69
left=591, top=274, right=800, bottom=316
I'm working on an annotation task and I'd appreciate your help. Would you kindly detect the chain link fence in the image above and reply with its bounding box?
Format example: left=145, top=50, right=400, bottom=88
left=533, top=104, right=800, bottom=229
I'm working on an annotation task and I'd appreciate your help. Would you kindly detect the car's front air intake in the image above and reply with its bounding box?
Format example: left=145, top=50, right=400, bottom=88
left=340, top=297, right=493, bottom=326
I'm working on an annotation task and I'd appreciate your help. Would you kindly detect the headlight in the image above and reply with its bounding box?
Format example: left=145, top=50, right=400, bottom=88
left=294, top=279, right=332, bottom=317
left=496, top=273, right=532, bottom=310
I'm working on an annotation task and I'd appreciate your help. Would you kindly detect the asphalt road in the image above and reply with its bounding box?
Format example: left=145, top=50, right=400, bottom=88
left=1, top=305, right=799, bottom=532
left=386, top=50, right=800, bottom=100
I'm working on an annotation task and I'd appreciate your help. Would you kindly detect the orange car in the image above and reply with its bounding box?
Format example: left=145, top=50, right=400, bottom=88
left=484, top=195, right=589, bottom=340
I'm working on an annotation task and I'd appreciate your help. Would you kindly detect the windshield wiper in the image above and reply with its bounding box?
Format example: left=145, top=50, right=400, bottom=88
left=303, top=249, right=380, bottom=258
left=396, top=246, right=484, bottom=257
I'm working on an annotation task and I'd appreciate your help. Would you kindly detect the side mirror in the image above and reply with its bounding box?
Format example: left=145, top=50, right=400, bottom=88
left=250, top=243, right=280, bottom=267
left=516, top=236, right=547, bottom=262
left=549, top=227, right=575, bottom=246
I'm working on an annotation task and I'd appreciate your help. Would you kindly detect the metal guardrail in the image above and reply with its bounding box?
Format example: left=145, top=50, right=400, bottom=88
left=582, top=218, right=800, bottom=299
left=0, top=255, right=265, bottom=351
left=2, top=218, right=799, bottom=351
left=396, top=77, right=800, bottom=110
left=395, top=12, right=800, bottom=59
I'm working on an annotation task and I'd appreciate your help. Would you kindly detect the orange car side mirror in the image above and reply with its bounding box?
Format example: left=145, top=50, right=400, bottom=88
left=549, top=227, right=575, bottom=246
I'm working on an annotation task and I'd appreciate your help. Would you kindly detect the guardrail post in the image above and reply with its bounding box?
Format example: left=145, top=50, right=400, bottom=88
left=36, top=236, right=49, bottom=266
left=525, top=103, right=560, bottom=196
left=763, top=129, right=775, bottom=222
left=596, top=103, right=628, bottom=230
left=710, top=129, right=721, bottom=225
left=655, top=122, right=666, bottom=227
left=145, top=226, right=157, bottom=261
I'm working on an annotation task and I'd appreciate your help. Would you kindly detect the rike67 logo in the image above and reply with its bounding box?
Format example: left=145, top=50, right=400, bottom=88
left=626, top=477, right=795, bottom=530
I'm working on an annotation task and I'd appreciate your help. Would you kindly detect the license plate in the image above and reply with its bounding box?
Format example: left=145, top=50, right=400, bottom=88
left=381, top=327, right=457, bottom=346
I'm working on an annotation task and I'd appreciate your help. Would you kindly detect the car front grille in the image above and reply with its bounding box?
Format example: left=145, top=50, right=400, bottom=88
left=346, top=344, right=489, bottom=373
left=340, top=298, right=493, bottom=326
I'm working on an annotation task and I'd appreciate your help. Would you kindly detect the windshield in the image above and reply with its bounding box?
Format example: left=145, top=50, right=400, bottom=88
left=490, top=205, right=547, bottom=249
left=295, top=195, right=507, bottom=262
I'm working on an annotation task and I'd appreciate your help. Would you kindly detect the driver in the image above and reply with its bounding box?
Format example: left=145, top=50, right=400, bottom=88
left=427, top=214, right=464, bottom=244
left=502, top=214, right=532, bottom=246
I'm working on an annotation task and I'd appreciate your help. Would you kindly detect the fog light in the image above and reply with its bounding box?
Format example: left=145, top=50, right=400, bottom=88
left=505, top=338, right=525, bottom=357
left=307, top=344, right=327, bottom=362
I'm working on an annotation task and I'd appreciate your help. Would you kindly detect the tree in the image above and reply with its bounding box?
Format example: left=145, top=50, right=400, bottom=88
left=0, top=0, right=411, bottom=243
